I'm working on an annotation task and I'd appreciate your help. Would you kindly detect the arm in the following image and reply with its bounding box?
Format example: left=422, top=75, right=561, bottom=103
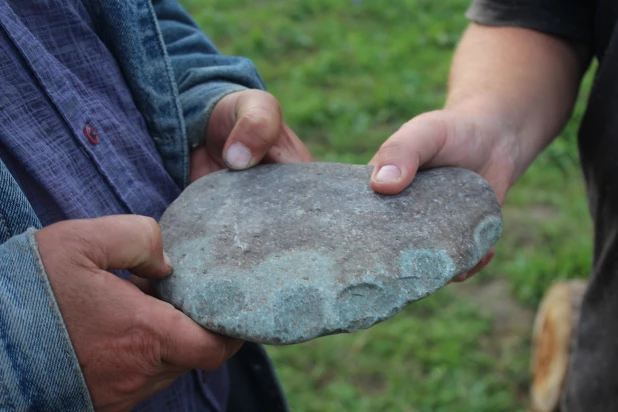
left=369, top=20, right=592, bottom=280
left=0, top=160, right=93, bottom=410
left=1, top=158, right=239, bottom=410
left=0, top=231, right=94, bottom=411
left=446, top=24, right=590, bottom=188
left=152, top=0, right=265, bottom=149
left=370, top=23, right=591, bottom=202
left=0, top=216, right=242, bottom=411
left=153, top=0, right=312, bottom=179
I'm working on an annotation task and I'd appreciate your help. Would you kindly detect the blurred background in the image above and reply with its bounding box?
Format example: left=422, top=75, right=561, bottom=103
left=180, top=0, right=594, bottom=410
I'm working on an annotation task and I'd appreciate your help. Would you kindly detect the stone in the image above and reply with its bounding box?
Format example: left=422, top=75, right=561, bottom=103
left=155, top=163, right=502, bottom=345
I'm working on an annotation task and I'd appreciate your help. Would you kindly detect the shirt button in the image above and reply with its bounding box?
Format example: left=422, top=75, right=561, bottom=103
left=83, top=125, right=100, bottom=145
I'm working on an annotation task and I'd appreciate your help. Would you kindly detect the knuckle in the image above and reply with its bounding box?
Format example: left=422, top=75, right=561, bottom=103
left=135, top=215, right=159, bottom=235
left=37, top=221, right=93, bottom=269
left=166, top=308, right=186, bottom=329
left=108, top=375, right=149, bottom=399
left=406, top=110, right=449, bottom=134
left=377, top=136, right=409, bottom=157
left=127, top=326, right=161, bottom=360
left=204, top=342, right=230, bottom=370
left=109, top=327, right=161, bottom=395
left=238, top=115, right=276, bottom=148
left=414, top=109, right=449, bottom=125
left=126, top=313, right=163, bottom=361
left=261, top=92, right=281, bottom=113
left=240, top=110, right=273, bottom=133
left=73, top=234, right=103, bottom=262
left=377, top=111, right=451, bottom=164
left=68, top=221, right=107, bottom=265
left=244, top=90, right=280, bottom=112
left=135, top=216, right=162, bottom=256
left=194, top=333, right=240, bottom=371
left=237, top=93, right=281, bottom=139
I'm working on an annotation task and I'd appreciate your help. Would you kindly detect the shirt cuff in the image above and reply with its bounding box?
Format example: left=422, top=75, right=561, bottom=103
left=180, top=82, right=248, bottom=150
left=0, top=229, right=94, bottom=411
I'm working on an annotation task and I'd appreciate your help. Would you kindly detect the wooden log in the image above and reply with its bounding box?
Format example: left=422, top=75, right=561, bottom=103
left=530, top=279, right=588, bottom=412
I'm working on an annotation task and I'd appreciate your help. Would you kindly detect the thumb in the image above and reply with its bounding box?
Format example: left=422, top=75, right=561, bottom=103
left=42, top=215, right=172, bottom=279
left=369, top=111, right=448, bottom=195
left=222, top=90, right=283, bottom=170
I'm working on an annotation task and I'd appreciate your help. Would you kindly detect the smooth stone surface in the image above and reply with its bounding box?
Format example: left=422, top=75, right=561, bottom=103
left=155, top=163, right=502, bottom=345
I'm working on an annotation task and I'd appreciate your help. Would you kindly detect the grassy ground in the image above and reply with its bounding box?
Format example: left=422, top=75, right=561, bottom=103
left=182, top=1, right=594, bottom=410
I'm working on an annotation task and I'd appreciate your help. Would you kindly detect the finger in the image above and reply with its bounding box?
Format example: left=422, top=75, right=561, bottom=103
left=155, top=303, right=244, bottom=370
left=262, top=123, right=314, bottom=164
left=62, top=215, right=172, bottom=279
left=222, top=91, right=283, bottom=170
left=128, top=275, right=158, bottom=296
left=189, top=145, right=226, bottom=183
left=451, top=248, right=495, bottom=283
left=369, top=111, right=448, bottom=195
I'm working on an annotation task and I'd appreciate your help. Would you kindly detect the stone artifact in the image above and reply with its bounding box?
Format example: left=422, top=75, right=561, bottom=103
left=155, top=163, right=502, bottom=345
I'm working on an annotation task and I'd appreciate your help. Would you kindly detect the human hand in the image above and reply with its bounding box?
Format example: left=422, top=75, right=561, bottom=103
left=36, top=216, right=242, bottom=412
left=189, top=89, right=313, bottom=182
left=369, top=109, right=518, bottom=281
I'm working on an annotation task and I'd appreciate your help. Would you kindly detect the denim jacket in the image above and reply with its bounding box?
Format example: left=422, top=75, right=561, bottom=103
left=0, top=1, right=265, bottom=409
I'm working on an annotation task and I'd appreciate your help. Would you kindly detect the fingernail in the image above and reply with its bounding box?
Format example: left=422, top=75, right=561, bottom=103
left=163, top=252, right=173, bottom=271
left=374, top=165, right=401, bottom=183
left=225, top=143, right=252, bottom=170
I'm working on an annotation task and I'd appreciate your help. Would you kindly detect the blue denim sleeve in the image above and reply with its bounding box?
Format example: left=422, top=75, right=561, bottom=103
left=0, top=229, right=94, bottom=411
left=152, top=0, right=267, bottom=149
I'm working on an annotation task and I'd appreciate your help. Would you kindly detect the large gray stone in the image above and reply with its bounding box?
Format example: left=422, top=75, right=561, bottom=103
left=155, top=163, right=502, bottom=345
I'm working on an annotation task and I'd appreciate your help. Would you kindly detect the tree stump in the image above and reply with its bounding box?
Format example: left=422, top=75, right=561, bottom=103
left=530, top=279, right=588, bottom=412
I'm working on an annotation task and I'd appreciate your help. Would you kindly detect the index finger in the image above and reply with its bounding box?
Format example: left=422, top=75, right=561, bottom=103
left=152, top=301, right=244, bottom=370
left=263, top=123, right=314, bottom=164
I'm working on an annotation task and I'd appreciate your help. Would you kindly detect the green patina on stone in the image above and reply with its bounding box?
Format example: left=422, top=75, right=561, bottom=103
left=155, top=163, right=502, bottom=345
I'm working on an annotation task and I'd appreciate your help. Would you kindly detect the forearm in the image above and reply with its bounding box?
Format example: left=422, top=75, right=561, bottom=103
left=446, top=23, right=591, bottom=179
left=153, top=0, right=265, bottom=149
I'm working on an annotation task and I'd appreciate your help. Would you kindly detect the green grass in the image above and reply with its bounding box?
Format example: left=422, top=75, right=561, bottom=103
left=182, top=0, right=593, bottom=410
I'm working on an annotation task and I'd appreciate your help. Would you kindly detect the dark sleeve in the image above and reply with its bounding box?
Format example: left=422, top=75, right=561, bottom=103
left=466, top=0, right=596, bottom=41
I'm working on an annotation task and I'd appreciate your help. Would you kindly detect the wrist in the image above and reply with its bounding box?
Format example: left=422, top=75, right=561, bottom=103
left=445, top=90, right=570, bottom=185
left=443, top=102, right=523, bottom=185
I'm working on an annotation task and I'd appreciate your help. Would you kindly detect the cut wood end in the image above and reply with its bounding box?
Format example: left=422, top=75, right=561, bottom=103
left=530, top=279, right=588, bottom=412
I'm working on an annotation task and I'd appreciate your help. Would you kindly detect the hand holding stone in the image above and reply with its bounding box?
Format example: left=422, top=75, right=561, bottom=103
left=369, top=110, right=517, bottom=280
left=36, top=216, right=242, bottom=412
left=189, top=89, right=313, bottom=182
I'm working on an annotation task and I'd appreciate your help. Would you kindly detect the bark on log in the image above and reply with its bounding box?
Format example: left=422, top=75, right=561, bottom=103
left=530, top=279, right=588, bottom=412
